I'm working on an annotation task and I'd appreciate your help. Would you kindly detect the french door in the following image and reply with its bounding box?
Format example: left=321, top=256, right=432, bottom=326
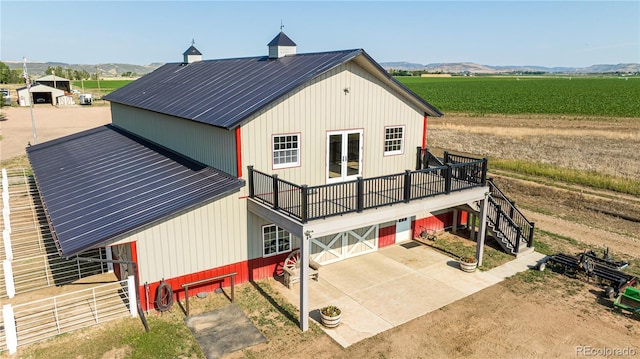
left=326, top=130, right=363, bottom=183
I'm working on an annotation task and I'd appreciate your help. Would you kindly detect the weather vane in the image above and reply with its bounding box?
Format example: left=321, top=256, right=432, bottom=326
left=280, top=20, right=284, bottom=31
left=191, top=38, right=195, bottom=46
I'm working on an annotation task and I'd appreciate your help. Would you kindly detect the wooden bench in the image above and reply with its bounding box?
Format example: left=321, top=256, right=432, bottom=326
left=282, top=249, right=320, bottom=289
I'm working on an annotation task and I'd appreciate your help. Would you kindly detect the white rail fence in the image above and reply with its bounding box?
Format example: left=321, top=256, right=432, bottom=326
left=0, top=169, right=110, bottom=299
left=2, top=277, right=137, bottom=354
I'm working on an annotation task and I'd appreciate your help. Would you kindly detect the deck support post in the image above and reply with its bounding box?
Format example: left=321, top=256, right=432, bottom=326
left=476, top=192, right=489, bottom=266
left=299, top=230, right=312, bottom=332
left=469, top=213, right=476, bottom=242
left=452, top=209, right=458, bottom=234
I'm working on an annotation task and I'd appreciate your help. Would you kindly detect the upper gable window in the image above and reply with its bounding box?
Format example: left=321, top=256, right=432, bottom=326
left=384, top=126, right=405, bottom=156
left=273, top=133, right=300, bottom=169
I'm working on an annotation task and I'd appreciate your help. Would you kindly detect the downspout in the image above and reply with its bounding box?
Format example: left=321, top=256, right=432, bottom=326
left=235, top=127, right=243, bottom=177
left=74, top=256, right=149, bottom=332
left=422, top=112, right=428, bottom=150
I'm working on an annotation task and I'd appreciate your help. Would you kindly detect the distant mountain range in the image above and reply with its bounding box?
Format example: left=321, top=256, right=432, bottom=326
left=3, top=61, right=163, bottom=77
left=380, top=62, right=640, bottom=74
left=3, top=60, right=639, bottom=78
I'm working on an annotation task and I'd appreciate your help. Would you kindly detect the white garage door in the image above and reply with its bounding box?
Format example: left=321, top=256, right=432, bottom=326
left=310, top=224, right=378, bottom=265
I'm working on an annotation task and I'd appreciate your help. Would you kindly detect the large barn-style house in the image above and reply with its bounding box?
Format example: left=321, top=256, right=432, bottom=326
left=26, top=31, right=534, bottom=330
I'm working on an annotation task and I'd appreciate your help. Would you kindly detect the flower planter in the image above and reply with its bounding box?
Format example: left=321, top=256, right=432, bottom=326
left=459, top=259, right=478, bottom=273
left=320, top=306, right=342, bottom=328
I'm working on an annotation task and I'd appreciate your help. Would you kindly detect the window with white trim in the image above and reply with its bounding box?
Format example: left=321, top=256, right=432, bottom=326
left=272, top=134, right=300, bottom=169
left=384, top=126, right=405, bottom=155
left=262, top=224, right=292, bottom=257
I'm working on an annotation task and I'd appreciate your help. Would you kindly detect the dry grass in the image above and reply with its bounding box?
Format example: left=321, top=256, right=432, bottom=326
left=428, top=115, right=640, bottom=179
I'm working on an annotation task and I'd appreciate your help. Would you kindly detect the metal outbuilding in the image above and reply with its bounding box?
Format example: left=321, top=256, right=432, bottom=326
left=16, top=84, right=65, bottom=106
left=35, top=75, right=72, bottom=92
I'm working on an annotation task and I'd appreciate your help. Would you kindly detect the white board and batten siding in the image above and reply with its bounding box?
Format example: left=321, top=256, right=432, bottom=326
left=241, top=58, right=425, bottom=187
left=113, top=195, right=247, bottom=284
left=111, top=103, right=238, bottom=177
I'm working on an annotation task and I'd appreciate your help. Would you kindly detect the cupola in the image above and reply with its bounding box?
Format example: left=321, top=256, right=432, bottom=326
left=183, top=40, right=202, bottom=64
left=268, top=31, right=297, bottom=59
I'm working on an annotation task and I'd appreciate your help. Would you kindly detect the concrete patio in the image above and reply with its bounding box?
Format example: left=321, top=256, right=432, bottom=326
left=274, top=241, right=546, bottom=348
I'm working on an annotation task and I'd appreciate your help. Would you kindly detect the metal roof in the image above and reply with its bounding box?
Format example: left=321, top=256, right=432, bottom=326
left=268, top=31, right=297, bottom=46
left=26, top=125, right=245, bottom=257
left=36, top=75, right=70, bottom=82
left=104, top=48, right=442, bottom=130
left=183, top=45, right=202, bottom=56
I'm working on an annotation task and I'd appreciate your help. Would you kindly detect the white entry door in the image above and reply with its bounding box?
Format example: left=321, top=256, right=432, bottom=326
left=327, top=130, right=363, bottom=183
left=395, top=217, right=412, bottom=243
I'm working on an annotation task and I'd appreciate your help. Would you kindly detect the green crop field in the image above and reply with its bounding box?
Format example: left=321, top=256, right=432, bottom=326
left=397, top=76, right=640, bottom=117
left=71, top=79, right=133, bottom=94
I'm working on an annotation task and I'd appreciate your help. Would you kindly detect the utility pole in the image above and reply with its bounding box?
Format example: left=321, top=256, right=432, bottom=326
left=95, top=65, right=101, bottom=99
left=22, top=57, right=37, bottom=145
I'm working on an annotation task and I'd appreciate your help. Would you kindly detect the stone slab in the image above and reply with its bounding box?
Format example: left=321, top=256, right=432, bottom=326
left=184, top=304, right=266, bottom=359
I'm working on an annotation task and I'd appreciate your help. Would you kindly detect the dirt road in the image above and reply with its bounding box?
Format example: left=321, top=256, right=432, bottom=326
left=0, top=105, right=111, bottom=161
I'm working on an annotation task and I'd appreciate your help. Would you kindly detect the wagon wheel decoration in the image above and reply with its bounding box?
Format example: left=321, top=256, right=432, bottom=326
left=275, top=249, right=302, bottom=276
left=284, top=249, right=302, bottom=271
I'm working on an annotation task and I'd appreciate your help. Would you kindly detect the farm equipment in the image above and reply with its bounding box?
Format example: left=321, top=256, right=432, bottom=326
left=539, top=250, right=636, bottom=299
left=614, top=286, right=640, bottom=314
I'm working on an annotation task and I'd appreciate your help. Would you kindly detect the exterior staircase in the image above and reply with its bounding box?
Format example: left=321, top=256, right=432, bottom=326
left=417, top=150, right=535, bottom=256
left=470, top=179, right=535, bottom=256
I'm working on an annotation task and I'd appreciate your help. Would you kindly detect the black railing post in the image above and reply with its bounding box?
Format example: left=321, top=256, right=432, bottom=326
left=272, top=174, right=279, bottom=210
left=247, top=165, right=254, bottom=198
left=403, top=170, right=412, bottom=203
left=301, top=185, right=308, bottom=223
left=515, top=226, right=522, bottom=253
left=509, top=201, right=515, bottom=218
left=481, top=158, right=488, bottom=185
left=416, top=147, right=422, bottom=170
left=444, top=151, right=450, bottom=164
left=423, top=148, right=430, bottom=169
left=495, top=204, right=502, bottom=230
left=528, top=222, right=535, bottom=248
left=444, top=165, right=452, bottom=194
left=357, top=177, right=364, bottom=213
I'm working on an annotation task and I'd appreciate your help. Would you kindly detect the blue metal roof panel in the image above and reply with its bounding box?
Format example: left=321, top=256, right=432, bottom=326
left=104, top=48, right=443, bottom=129
left=104, top=50, right=363, bottom=129
left=267, top=32, right=297, bottom=46
left=26, top=125, right=245, bottom=256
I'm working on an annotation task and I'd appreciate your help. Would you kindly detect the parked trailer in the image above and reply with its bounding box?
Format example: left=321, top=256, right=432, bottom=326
left=79, top=94, right=92, bottom=105
left=539, top=251, right=637, bottom=299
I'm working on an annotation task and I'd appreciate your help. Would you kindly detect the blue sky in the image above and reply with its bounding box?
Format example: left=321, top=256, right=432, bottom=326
left=1, top=1, right=638, bottom=67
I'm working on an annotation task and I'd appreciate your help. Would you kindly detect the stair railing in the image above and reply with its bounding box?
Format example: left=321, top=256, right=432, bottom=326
left=486, top=195, right=522, bottom=253
left=487, top=179, right=535, bottom=248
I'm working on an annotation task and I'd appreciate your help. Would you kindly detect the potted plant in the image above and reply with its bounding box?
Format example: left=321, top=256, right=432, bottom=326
left=320, top=305, right=342, bottom=328
left=459, top=256, right=478, bottom=273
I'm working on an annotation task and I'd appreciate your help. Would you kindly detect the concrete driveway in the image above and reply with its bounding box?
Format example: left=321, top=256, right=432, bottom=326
left=274, top=241, right=546, bottom=347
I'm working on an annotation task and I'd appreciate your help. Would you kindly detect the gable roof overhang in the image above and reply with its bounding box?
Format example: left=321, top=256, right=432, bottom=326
left=26, top=125, right=245, bottom=257
left=104, top=48, right=442, bottom=131
left=351, top=52, right=443, bottom=118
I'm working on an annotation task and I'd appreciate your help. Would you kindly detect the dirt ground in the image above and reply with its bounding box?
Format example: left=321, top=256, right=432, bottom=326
left=1, top=106, right=639, bottom=358
left=0, top=105, right=111, bottom=161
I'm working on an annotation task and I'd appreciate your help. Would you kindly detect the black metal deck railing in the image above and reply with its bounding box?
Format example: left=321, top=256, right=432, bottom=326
left=248, top=155, right=487, bottom=223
